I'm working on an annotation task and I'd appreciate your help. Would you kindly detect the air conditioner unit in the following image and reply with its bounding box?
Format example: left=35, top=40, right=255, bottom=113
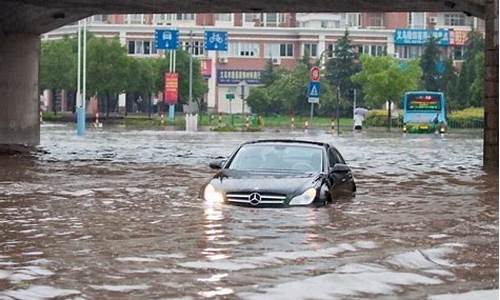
left=272, top=57, right=281, bottom=65
left=218, top=57, right=228, bottom=64
left=428, top=17, right=438, bottom=24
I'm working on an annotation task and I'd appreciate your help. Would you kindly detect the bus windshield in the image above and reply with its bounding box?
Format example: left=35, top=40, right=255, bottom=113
left=406, top=94, right=442, bottom=111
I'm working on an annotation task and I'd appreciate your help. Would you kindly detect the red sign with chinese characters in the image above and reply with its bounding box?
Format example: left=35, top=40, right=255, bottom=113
left=201, top=59, right=212, bottom=77
left=310, top=66, right=320, bottom=82
left=450, top=30, right=469, bottom=46
left=164, top=72, right=178, bottom=105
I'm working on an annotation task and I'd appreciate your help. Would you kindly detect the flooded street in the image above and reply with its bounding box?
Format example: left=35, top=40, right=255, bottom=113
left=0, top=125, right=497, bottom=299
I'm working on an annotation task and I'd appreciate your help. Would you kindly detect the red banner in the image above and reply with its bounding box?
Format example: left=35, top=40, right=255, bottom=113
left=164, top=72, right=178, bottom=105
left=201, top=59, right=212, bottom=77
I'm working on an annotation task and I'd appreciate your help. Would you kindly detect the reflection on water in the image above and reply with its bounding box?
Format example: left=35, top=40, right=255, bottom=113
left=0, top=125, right=497, bottom=299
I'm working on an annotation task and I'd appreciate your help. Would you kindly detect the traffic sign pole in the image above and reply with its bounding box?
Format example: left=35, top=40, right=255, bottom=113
left=310, top=103, right=314, bottom=127
left=307, top=66, right=321, bottom=129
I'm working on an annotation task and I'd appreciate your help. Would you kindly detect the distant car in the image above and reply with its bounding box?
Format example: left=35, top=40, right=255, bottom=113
left=202, top=140, right=356, bottom=207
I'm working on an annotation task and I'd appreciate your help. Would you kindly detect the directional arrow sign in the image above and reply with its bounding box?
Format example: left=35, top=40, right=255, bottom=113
left=308, top=81, right=320, bottom=103
left=155, top=29, right=179, bottom=50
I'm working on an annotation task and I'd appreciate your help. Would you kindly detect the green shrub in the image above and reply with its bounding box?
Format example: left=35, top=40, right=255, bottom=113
left=365, top=109, right=403, bottom=127
left=448, top=107, right=484, bottom=128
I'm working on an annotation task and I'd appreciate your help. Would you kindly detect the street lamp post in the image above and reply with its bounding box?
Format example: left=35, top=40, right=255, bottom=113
left=188, top=30, right=193, bottom=114
left=76, top=18, right=87, bottom=136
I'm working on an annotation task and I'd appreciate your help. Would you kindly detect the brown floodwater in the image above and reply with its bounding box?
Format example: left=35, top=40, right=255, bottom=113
left=0, top=125, right=497, bottom=300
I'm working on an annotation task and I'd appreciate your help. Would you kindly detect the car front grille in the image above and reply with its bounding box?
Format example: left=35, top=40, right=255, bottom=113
left=226, top=192, right=287, bottom=206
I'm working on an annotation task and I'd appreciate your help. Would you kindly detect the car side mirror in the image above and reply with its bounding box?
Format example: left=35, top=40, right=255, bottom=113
left=332, top=163, right=350, bottom=173
left=209, top=159, right=226, bottom=170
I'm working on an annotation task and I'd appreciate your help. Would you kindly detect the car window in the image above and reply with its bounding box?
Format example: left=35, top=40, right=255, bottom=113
left=228, top=144, right=323, bottom=173
left=328, top=149, right=337, bottom=167
left=328, top=148, right=344, bottom=166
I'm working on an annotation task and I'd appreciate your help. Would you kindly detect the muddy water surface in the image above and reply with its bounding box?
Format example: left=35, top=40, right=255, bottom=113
left=0, top=125, right=497, bottom=299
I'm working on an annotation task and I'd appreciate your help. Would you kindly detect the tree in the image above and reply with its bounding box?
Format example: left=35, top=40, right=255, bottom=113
left=420, top=36, right=442, bottom=91
left=441, top=58, right=459, bottom=110
left=261, top=59, right=276, bottom=87
left=448, top=30, right=485, bottom=109
left=40, top=37, right=77, bottom=113
left=325, top=30, right=359, bottom=98
left=87, top=37, right=129, bottom=118
left=126, top=57, right=156, bottom=117
left=352, top=55, right=422, bottom=130
left=470, top=52, right=485, bottom=107
left=246, top=61, right=335, bottom=116
left=246, top=87, right=275, bottom=113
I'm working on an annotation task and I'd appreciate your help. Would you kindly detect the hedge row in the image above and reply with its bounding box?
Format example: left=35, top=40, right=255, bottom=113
left=364, top=107, right=484, bottom=128
left=448, top=107, right=484, bottom=128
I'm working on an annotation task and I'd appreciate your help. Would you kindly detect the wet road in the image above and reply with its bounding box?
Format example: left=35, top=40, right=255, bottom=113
left=0, top=125, right=497, bottom=299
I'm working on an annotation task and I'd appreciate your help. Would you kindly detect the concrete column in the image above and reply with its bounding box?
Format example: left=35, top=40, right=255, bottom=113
left=484, top=0, right=499, bottom=172
left=0, top=34, right=40, bottom=151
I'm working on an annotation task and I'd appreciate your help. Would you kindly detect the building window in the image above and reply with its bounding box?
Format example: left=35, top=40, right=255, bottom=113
left=409, top=12, right=426, bottom=29
left=264, top=13, right=285, bottom=27
left=215, top=14, right=232, bottom=22
left=128, top=40, right=152, bottom=55
left=244, top=13, right=261, bottom=23
left=176, top=14, right=195, bottom=21
left=396, top=45, right=424, bottom=59
left=154, top=14, right=175, bottom=24
left=265, top=43, right=293, bottom=57
left=303, top=43, right=318, bottom=57
left=368, top=13, right=384, bottom=27
left=452, top=46, right=465, bottom=60
left=357, top=44, right=386, bottom=57
left=92, top=15, right=109, bottom=24
left=280, top=43, right=294, bottom=57
left=346, top=13, right=361, bottom=27
left=127, top=14, right=145, bottom=25
left=228, top=42, right=260, bottom=57
left=444, top=13, right=466, bottom=26
left=182, top=40, right=205, bottom=56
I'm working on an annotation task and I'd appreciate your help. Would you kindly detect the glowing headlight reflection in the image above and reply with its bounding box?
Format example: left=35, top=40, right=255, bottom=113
left=289, top=188, right=317, bottom=206
left=204, top=184, right=225, bottom=204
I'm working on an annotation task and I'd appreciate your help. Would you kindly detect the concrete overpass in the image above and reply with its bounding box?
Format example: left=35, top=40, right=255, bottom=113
left=0, top=0, right=497, bottom=171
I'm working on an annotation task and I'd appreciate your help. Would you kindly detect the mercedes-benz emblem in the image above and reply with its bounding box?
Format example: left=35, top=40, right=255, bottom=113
left=248, top=192, right=261, bottom=206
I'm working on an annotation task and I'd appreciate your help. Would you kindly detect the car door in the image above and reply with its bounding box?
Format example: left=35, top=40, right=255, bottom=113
left=327, top=147, right=355, bottom=198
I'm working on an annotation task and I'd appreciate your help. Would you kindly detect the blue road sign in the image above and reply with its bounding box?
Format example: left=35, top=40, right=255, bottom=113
left=155, top=29, right=179, bottom=50
left=308, top=81, right=320, bottom=103
left=204, top=31, right=228, bottom=51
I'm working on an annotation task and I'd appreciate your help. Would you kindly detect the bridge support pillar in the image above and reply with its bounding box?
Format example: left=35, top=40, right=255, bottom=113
left=0, top=34, right=40, bottom=152
left=484, top=0, right=499, bottom=172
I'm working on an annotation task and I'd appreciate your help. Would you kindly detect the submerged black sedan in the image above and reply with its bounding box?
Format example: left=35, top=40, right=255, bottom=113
left=202, top=140, right=356, bottom=207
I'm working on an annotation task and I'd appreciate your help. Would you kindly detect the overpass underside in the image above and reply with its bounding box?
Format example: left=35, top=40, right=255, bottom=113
left=0, top=0, right=497, bottom=171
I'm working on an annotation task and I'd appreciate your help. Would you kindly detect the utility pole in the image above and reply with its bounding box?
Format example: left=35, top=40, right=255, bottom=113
left=353, top=89, right=357, bottom=117
left=336, top=85, right=340, bottom=136
left=188, top=30, right=193, bottom=114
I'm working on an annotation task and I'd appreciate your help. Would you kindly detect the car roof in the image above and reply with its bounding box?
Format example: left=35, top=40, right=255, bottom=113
left=241, top=139, right=327, bottom=148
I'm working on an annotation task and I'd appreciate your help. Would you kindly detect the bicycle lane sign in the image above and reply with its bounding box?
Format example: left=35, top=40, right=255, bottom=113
left=204, top=31, right=228, bottom=51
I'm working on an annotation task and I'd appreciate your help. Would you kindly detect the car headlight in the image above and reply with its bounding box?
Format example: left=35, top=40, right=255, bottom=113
left=289, top=188, right=317, bottom=206
left=203, top=184, right=224, bottom=204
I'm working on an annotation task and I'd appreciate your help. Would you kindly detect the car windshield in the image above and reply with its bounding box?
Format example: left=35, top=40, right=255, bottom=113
left=228, top=143, right=323, bottom=173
